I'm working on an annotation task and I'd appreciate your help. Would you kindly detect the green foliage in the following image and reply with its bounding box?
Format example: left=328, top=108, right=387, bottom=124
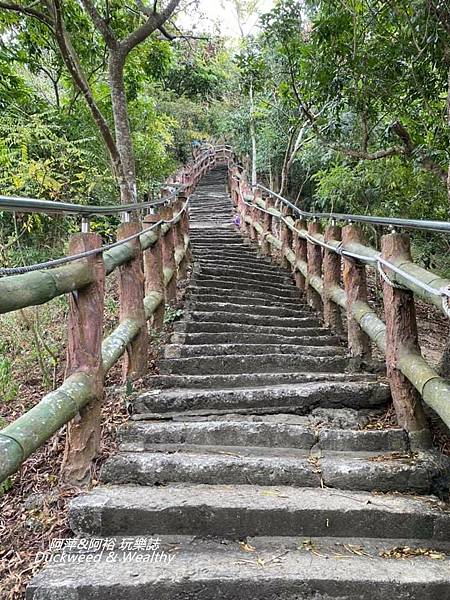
left=0, top=347, right=19, bottom=403
left=164, top=306, right=183, bottom=324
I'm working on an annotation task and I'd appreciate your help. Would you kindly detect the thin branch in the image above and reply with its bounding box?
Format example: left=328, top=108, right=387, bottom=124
left=121, top=0, right=180, bottom=55
left=0, top=1, right=53, bottom=27
left=79, top=0, right=118, bottom=49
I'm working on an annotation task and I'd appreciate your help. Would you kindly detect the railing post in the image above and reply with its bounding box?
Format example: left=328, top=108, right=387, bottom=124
left=381, top=232, right=429, bottom=442
left=261, top=194, right=273, bottom=256
left=175, top=193, right=190, bottom=279
left=61, top=232, right=104, bottom=484
left=323, top=224, right=344, bottom=334
left=293, top=219, right=307, bottom=293
left=117, top=221, right=148, bottom=380
left=161, top=203, right=177, bottom=302
left=342, top=224, right=372, bottom=360
left=306, top=220, right=323, bottom=311
left=280, top=206, right=292, bottom=269
left=143, top=215, right=165, bottom=330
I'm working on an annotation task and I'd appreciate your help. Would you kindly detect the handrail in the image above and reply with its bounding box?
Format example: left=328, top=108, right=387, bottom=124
left=0, top=148, right=220, bottom=216
left=0, top=145, right=223, bottom=483
left=229, top=159, right=450, bottom=435
left=235, top=181, right=450, bottom=234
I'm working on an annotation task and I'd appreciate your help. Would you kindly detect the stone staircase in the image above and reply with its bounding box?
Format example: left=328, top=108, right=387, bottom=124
left=28, top=167, right=450, bottom=598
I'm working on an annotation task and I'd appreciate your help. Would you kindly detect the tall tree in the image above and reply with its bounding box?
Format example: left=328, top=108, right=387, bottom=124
left=0, top=0, right=181, bottom=204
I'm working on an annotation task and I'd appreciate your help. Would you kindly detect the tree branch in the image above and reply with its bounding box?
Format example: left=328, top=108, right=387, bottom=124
left=79, top=0, right=118, bottom=49
left=121, top=0, right=180, bottom=55
left=0, top=1, right=53, bottom=28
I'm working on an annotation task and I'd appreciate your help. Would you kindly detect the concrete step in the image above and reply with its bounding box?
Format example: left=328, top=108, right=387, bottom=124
left=119, top=421, right=405, bottom=452
left=158, top=353, right=348, bottom=375
left=195, top=255, right=284, bottom=270
left=190, top=277, right=299, bottom=302
left=187, top=285, right=302, bottom=304
left=173, top=321, right=337, bottom=338
left=171, top=331, right=339, bottom=346
left=195, top=266, right=292, bottom=284
left=185, top=301, right=313, bottom=318
left=184, top=310, right=321, bottom=328
left=192, top=276, right=298, bottom=296
left=132, top=381, right=389, bottom=414
left=69, top=484, right=447, bottom=540
left=27, top=535, right=450, bottom=599
left=145, top=372, right=378, bottom=390
left=100, top=446, right=446, bottom=494
left=164, top=344, right=345, bottom=359
left=187, top=292, right=307, bottom=309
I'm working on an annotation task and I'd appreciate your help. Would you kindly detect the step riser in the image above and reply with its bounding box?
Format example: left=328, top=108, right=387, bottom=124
left=171, top=333, right=338, bottom=346
left=159, top=355, right=348, bottom=375
left=145, top=372, right=376, bottom=389
left=191, top=281, right=299, bottom=299
left=69, top=500, right=439, bottom=542
left=185, top=313, right=321, bottom=328
left=28, top=567, right=450, bottom=600
left=195, top=269, right=292, bottom=284
left=100, top=452, right=442, bottom=494
left=186, top=303, right=311, bottom=318
left=132, top=382, right=389, bottom=413
left=119, top=423, right=405, bottom=452
left=173, top=322, right=333, bottom=337
left=164, top=344, right=344, bottom=358
left=187, top=293, right=306, bottom=309
left=188, top=286, right=301, bottom=303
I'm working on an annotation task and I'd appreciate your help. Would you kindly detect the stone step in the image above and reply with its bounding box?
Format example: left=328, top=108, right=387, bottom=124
left=171, top=331, right=338, bottom=346
left=184, top=310, right=321, bottom=328
left=144, top=371, right=377, bottom=390
left=187, top=285, right=301, bottom=304
left=195, top=267, right=292, bottom=284
left=195, top=260, right=290, bottom=276
left=69, top=484, right=446, bottom=540
left=100, top=446, right=445, bottom=494
left=189, top=236, right=247, bottom=244
left=27, top=535, right=450, bottom=600
left=164, top=343, right=344, bottom=359
left=132, top=381, right=389, bottom=414
left=191, top=280, right=299, bottom=299
left=158, top=353, right=348, bottom=375
left=186, top=301, right=312, bottom=318
left=187, top=292, right=307, bottom=309
left=173, top=320, right=334, bottom=338
left=119, top=421, right=405, bottom=452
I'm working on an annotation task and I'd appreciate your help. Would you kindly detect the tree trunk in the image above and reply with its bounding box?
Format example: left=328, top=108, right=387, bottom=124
left=249, top=84, right=257, bottom=188
left=109, top=50, right=137, bottom=204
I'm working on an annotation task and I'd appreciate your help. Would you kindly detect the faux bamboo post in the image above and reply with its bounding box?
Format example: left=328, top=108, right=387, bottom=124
left=381, top=232, right=429, bottom=442
left=252, top=187, right=262, bottom=244
left=293, top=219, right=307, bottom=293
left=143, top=215, right=165, bottom=330
left=179, top=190, right=192, bottom=275
left=342, top=224, right=372, bottom=359
left=280, top=206, right=292, bottom=268
left=161, top=204, right=177, bottom=302
left=323, top=224, right=344, bottom=334
left=261, top=195, right=273, bottom=256
left=117, top=221, right=149, bottom=380
left=239, top=181, right=249, bottom=237
left=61, top=232, right=104, bottom=484
left=306, top=220, right=323, bottom=311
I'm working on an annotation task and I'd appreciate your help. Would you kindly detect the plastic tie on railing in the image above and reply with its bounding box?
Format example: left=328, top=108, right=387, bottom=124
left=377, top=260, right=409, bottom=290
left=439, top=284, right=450, bottom=318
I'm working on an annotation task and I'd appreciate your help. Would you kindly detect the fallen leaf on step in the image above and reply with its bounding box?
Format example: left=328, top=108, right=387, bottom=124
left=239, top=541, right=256, bottom=552
left=380, top=546, right=446, bottom=560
